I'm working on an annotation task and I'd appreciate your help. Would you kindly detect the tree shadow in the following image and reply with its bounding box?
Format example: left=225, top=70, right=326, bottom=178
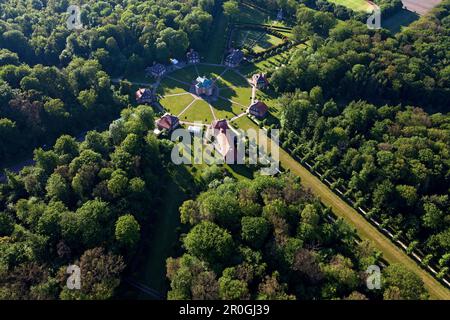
left=156, top=78, right=191, bottom=96
left=382, top=9, right=419, bottom=34
left=227, top=163, right=256, bottom=179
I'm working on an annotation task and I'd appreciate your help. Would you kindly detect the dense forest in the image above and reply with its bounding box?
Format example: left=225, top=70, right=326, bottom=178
left=270, top=2, right=450, bottom=278
left=0, top=105, right=168, bottom=299
left=167, top=174, right=427, bottom=300
left=245, top=0, right=403, bottom=21
left=0, top=0, right=217, bottom=164
left=0, top=0, right=448, bottom=300
left=0, top=0, right=215, bottom=69
left=273, top=3, right=449, bottom=112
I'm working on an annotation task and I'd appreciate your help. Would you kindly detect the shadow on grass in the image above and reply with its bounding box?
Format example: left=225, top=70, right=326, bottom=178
left=157, top=77, right=191, bottom=96
left=382, top=9, right=419, bottom=34
left=227, top=163, right=256, bottom=180
left=120, top=165, right=197, bottom=299
left=219, top=86, right=253, bottom=106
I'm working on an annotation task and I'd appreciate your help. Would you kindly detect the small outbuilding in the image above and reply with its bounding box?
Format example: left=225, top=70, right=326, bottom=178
left=211, top=119, right=229, bottom=132
left=135, top=88, right=155, bottom=104
left=225, top=49, right=244, bottom=68
left=146, top=62, right=166, bottom=78
left=156, top=113, right=180, bottom=132
left=195, top=76, right=214, bottom=96
left=186, top=49, right=200, bottom=64
left=248, top=100, right=269, bottom=119
left=252, top=73, right=269, bottom=89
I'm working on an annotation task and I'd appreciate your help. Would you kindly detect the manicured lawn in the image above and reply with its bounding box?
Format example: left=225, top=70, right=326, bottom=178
left=168, top=66, right=198, bottom=83
left=133, top=177, right=187, bottom=297
left=231, top=115, right=257, bottom=131
left=235, top=29, right=285, bottom=53
left=160, top=94, right=195, bottom=116
left=217, top=69, right=250, bottom=88
left=235, top=29, right=263, bottom=47
left=157, top=77, right=190, bottom=95
left=122, top=72, right=153, bottom=84
left=212, top=97, right=246, bottom=120
left=254, top=89, right=280, bottom=113
left=327, top=0, right=373, bottom=12
left=157, top=65, right=252, bottom=123
left=196, top=64, right=227, bottom=81
left=180, top=99, right=214, bottom=123
left=254, top=33, right=285, bottom=52
left=219, top=86, right=253, bottom=107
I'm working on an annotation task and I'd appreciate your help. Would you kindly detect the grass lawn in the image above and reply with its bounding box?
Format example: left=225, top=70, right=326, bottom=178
left=217, top=69, right=249, bottom=88
left=131, top=177, right=187, bottom=297
left=157, top=65, right=252, bottom=123
left=211, top=97, right=246, bottom=120
left=230, top=115, right=257, bottom=131
left=219, top=86, right=253, bottom=107
left=160, top=94, right=195, bottom=116
left=254, top=33, right=285, bottom=53
left=327, top=0, right=373, bottom=12
left=168, top=66, right=198, bottom=83
left=157, top=77, right=190, bottom=95
left=196, top=64, right=227, bottom=81
left=180, top=99, right=214, bottom=123
left=123, top=72, right=153, bottom=84
left=255, top=89, right=280, bottom=113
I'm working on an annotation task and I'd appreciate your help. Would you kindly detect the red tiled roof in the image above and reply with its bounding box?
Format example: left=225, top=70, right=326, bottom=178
left=157, top=114, right=179, bottom=130
left=211, top=119, right=229, bottom=131
left=249, top=101, right=268, bottom=114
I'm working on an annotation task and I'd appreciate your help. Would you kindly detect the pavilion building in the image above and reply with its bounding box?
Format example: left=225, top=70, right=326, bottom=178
left=186, top=49, right=200, bottom=64
left=195, top=76, right=214, bottom=96
left=146, top=62, right=166, bottom=78
left=135, top=88, right=155, bottom=104
left=252, top=73, right=269, bottom=89
left=225, top=49, right=244, bottom=68
left=248, top=100, right=269, bottom=119
left=156, top=113, right=180, bottom=132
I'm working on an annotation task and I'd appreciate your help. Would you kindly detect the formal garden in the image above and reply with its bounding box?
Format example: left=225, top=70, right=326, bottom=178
left=158, top=65, right=251, bottom=125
